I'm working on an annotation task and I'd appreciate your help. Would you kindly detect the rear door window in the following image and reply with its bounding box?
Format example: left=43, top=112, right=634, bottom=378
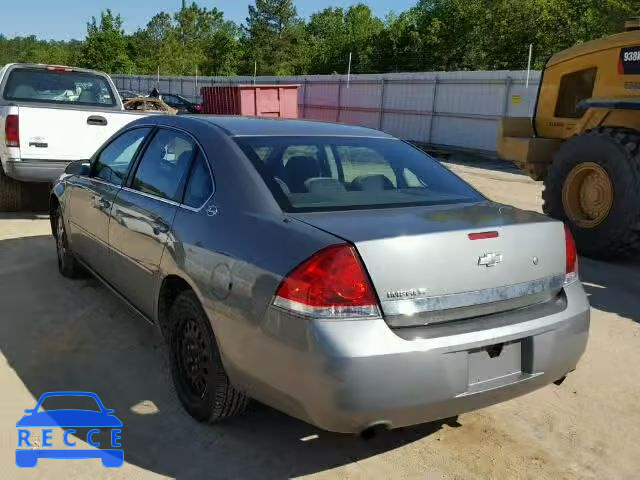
left=92, top=128, right=151, bottom=186
left=3, top=67, right=116, bottom=106
left=183, top=152, right=213, bottom=208
left=130, top=129, right=196, bottom=202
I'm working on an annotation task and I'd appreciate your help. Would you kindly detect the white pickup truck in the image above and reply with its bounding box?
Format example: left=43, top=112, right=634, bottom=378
left=0, top=63, right=148, bottom=210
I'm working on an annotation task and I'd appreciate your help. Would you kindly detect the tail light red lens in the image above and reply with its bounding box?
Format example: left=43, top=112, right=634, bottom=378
left=273, top=244, right=380, bottom=318
left=5, top=114, right=19, bottom=147
left=195, top=104, right=203, bottom=112
left=564, top=225, right=578, bottom=279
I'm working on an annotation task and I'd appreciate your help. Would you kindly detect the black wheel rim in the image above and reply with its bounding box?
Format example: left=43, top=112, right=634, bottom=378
left=175, top=316, right=209, bottom=399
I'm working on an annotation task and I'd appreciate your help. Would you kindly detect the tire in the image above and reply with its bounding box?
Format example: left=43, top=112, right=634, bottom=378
left=543, top=127, right=640, bottom=259
left=167, top=290, right=249, bottom=423
left=0, top=165, right=24, bottom=211
left=53, top=206, right=83, bottom=278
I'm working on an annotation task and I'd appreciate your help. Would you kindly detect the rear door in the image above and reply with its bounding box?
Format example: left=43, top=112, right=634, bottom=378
left=108, top=128, right=197, bottom=317
left=66, top=127, right=152, bottom=276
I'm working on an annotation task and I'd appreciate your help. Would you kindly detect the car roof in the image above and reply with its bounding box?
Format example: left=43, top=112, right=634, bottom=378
left=186, top=115, right=395, bottom=138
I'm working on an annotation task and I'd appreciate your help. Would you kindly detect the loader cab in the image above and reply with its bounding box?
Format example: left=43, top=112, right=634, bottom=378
left=534, top=29, right=640, bottom=140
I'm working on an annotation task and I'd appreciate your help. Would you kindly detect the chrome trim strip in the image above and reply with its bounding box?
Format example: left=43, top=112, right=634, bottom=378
left=380, top=274, right=566, bottom=317
left=120, top=187, right=181, bottom=207
left=272, top=296, right=381, bottom=319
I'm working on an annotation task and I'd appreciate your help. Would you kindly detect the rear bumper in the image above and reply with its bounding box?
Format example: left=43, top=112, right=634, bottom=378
left=224, top=281, right=589, bottom=433
left=2, top=158, right=69, bottom=183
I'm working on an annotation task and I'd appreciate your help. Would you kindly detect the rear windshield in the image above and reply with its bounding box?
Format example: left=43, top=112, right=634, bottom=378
left=235, top=136, right=483, bottom=212
left=3, top=68, right=116, bottom=107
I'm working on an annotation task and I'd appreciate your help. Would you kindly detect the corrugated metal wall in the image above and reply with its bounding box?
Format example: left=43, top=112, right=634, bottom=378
left=112, top=70, right=541, bottom=153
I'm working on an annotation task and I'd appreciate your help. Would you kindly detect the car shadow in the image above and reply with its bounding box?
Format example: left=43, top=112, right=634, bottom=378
left=0, top=235, right=448, bottom=479
left=579, top=256, right=640, bottom=324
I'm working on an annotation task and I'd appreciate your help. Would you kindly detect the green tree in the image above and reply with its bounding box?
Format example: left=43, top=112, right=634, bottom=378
left=242, top=0, right=308, bottom=75
left=307, top=4, right=384, bottom=74
left=80, top=10, right=134, bottom=74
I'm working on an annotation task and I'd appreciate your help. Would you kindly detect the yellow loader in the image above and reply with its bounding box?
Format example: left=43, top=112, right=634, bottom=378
left=498, top=19, right=640, bottom=259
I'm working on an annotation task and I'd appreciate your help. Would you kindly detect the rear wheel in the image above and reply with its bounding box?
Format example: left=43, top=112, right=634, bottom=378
left=168, top=290, right=249, bottom=423
left=543, top=127, right=640, bottom=259
left=53, top=206, right=83, bottom=278
left=0, top=165, right=25, bottom=211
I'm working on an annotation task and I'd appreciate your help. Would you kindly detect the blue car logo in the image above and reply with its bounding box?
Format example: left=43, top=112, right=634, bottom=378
left=16, top=391, right=123, bottom=468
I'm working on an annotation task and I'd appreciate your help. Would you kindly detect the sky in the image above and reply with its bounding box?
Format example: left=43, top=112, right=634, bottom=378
left=0, top=0, right=415, bottom=41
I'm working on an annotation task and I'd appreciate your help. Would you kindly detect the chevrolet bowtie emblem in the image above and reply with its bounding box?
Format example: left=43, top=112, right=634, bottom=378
left=478, top=252, right=503, bottom=267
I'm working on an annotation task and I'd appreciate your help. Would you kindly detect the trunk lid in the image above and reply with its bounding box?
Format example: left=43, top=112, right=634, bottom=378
left=291, top=202, right=566, bottom=326
left=17, top=106, right=143, bottom=161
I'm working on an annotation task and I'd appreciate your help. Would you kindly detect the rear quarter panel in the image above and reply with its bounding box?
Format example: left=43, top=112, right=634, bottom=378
left=156, top=121, right=341, bottom=388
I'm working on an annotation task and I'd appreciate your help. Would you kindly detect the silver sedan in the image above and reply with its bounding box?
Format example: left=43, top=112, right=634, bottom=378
left=50, top=115, right=590, bottom=434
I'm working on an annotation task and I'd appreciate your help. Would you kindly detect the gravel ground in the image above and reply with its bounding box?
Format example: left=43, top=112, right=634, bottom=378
left=0, top=160, right=638, bottom=479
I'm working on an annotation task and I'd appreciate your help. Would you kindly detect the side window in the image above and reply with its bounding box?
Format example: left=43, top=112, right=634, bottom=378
left=183, top=152, right=214, bottom=208
left=403, top=168, right=426, bottom=187
left=93, top=128, right=151, bottom=186
left=162, top=95, right=181, bottom=107
left=337, top=146, right=397, bottom=187
left=131, top=129, right=196, bottom=202
left=555, top=68, right=597, bottom=119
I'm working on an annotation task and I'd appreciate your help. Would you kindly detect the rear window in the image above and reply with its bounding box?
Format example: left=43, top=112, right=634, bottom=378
left=3, top=68, right=116, bottom=107
left=235, top=136, right=483, bottom=212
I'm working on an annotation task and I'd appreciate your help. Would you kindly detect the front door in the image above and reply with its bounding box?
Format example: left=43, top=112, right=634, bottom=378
left=66, top=128, right=151, bottom=277
left=108, top=128, right=197, bottom=317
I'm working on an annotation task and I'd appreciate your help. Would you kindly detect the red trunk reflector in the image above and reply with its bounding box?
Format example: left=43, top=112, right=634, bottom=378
left=5, top=114, right=19, bottom=147
left=468, top=231, right=499, bottom=240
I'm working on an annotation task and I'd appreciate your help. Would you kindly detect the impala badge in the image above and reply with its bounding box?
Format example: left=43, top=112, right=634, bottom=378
left=478, top=252, right=503, bottom=268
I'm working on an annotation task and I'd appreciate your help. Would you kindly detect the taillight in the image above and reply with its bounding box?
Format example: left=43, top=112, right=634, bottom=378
left=564, top=225, right=578, bottom=283
left=195, top=104, right=203, bottom=112
left=47, top=66, right=73, bottom=72
left=273, top=244, right=381, bottom=319
left=5, top=114, right=19, bottom=147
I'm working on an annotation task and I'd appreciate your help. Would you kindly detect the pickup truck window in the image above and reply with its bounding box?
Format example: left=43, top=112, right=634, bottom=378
left=3, top=68, right=116, bottom=107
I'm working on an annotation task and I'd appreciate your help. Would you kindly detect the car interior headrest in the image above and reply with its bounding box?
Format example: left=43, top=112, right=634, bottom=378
left=304, top=177, right=347, bottom=194
left=350, top=174, right=395, bottom=191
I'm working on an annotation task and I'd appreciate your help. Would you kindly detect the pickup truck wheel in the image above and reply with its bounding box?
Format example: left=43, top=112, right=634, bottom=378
left=53, top=207, right=83, bottom=278
left=0, top=165, right=25, bottom=211
left=168, top=290, right=249, bottom=423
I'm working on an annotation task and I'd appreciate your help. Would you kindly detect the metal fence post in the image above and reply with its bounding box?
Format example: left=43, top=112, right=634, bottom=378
left=502, top=76, right=512, bottom=116
left=302, top=78, right=309, bottom=119
left=427, top=76, right=439, bottom=145
left=336, top=79, right=342, bottom=123
left=378, top=78, right=387, bottom=130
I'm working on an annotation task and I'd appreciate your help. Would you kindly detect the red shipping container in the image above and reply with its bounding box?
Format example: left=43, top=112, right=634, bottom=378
left=201, top=84, right=299, bottom=118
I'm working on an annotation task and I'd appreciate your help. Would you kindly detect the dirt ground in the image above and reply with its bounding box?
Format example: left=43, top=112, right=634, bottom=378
left=0, top=159, right=639, bottom=479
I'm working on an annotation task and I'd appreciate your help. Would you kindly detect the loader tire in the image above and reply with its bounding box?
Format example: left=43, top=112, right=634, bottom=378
left=543, top=127, right=640, bottom=259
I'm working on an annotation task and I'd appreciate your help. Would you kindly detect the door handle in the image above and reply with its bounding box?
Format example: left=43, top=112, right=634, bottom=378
left=91, top=195, right=110, bottom=210
left=87, top=115, right=108, bottom=126
left=152, top=222, right=170, bottom=236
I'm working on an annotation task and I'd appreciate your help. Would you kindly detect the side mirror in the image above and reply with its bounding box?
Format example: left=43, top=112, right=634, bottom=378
left=65, top=160, right=91, bottom=176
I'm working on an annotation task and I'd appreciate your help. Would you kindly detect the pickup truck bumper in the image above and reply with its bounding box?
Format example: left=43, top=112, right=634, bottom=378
left=2, top=158, right=70, bottom=183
